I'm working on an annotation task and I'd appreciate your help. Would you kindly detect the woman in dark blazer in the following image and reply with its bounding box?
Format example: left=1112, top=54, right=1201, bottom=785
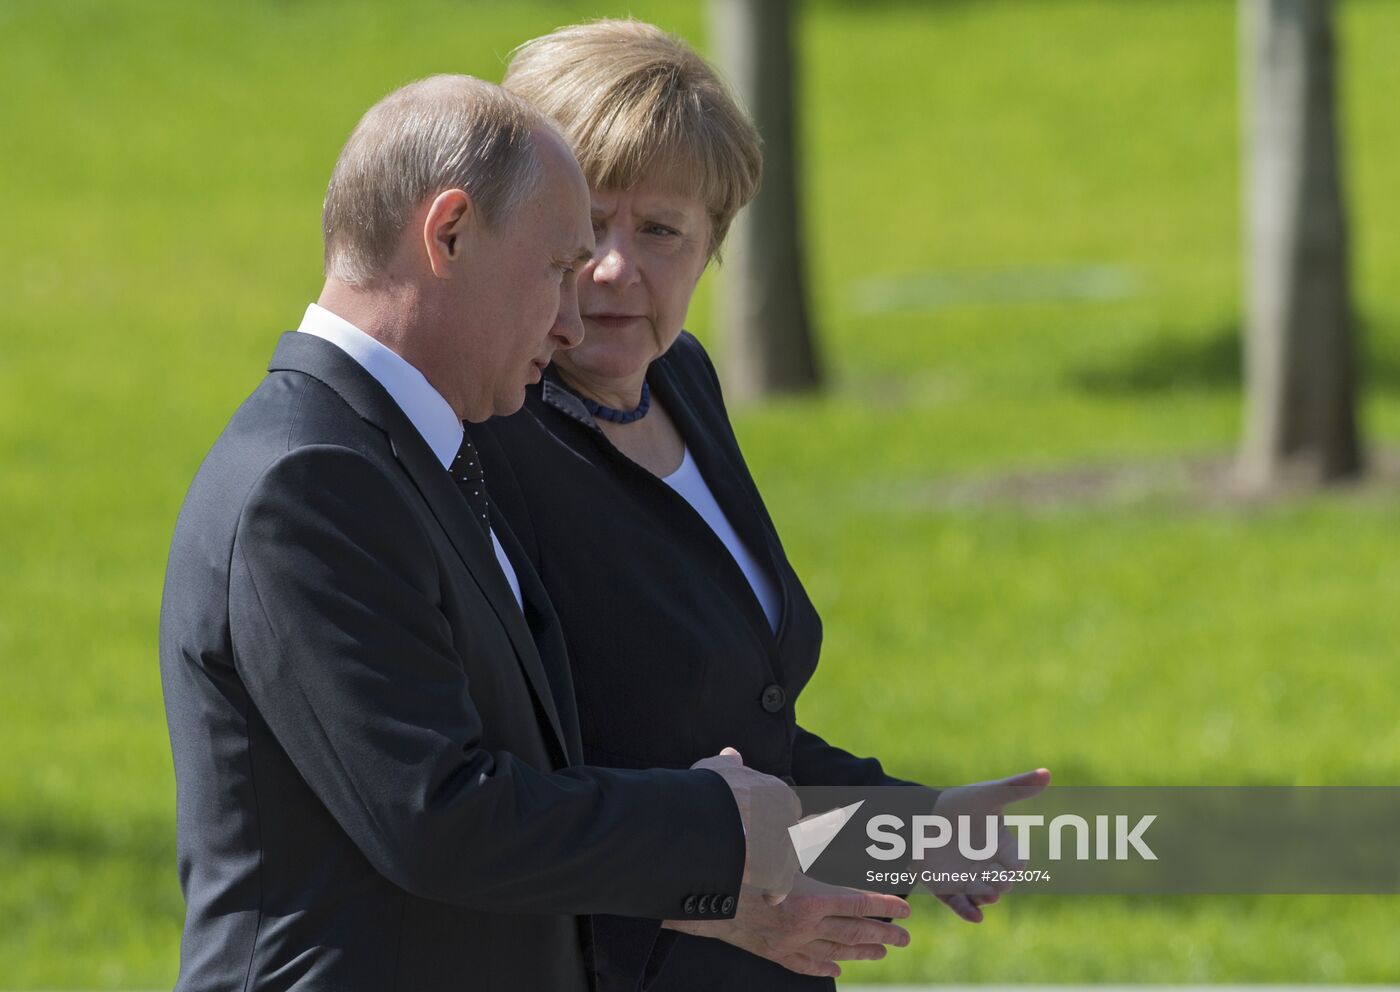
left=478, top=19, right=1045, bottom=990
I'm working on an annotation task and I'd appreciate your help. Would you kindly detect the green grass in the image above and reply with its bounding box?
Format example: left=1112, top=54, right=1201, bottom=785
left=2, top=0, right=1398, bottom=985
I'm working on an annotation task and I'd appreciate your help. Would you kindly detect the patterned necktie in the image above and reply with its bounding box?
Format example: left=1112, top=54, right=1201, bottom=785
left=450, top=429, right=491, bottom=539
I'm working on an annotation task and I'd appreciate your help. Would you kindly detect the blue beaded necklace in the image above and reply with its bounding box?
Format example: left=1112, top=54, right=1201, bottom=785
left=581, top=381, right=651, bottom=424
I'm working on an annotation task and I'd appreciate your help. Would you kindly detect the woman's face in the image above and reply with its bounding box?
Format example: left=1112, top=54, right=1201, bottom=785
left=557, top=176, right=711, bottom=384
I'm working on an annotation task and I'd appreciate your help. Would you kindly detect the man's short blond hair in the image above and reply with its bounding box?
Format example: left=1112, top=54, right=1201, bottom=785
left=503, top=19, right=762, bottom=259
left=322, top=74, right=545, bottom=285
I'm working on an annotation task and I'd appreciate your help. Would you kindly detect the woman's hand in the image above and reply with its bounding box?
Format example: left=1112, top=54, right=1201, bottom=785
left=939, top=891, right=997, bottom=923
left=919, top=768, right=1052, bottom=903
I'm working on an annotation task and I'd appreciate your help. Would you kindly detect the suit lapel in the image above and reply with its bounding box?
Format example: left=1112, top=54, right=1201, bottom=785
left=267, top=332, right=571, bottom=762
left=491, top=507, right=582, bottom=765
left=540, top=361, right=789, bottom=646
left=391, top=427, right=571, bottom=760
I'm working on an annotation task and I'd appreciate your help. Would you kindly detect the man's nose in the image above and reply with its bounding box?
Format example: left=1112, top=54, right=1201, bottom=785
left=553, top=291, right=585, bottom=349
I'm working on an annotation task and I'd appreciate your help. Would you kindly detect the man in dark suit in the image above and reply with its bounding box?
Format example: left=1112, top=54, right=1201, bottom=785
left=158, top=74, right=796, bottom=991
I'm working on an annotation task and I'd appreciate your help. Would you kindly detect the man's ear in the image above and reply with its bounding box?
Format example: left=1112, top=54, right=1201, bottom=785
left=422, top=188, right=473, bottom=278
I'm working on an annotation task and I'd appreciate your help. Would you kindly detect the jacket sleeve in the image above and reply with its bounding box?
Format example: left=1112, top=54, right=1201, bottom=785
left=227, top=443, right=745, bottom=918
left=791, top=724, right=924, bottom=790
left=791, top=725, right=935, bottom=905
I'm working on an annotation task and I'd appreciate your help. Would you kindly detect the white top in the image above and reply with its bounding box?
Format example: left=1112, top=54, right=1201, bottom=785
left=662, top=447, right=781, bottom=633
left=297, top=303, right=522, bottom=610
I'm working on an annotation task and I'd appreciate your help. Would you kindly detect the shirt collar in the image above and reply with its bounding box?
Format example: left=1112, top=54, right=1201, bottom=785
left=297, top=303, right=463, bottom=469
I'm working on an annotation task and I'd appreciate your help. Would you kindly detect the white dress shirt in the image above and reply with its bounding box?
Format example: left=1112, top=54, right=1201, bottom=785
left=297, top=303, right=523, bottom=610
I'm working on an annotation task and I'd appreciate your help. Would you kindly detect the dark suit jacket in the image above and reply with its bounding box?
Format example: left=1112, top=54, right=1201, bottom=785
left=476, top=333, right=912, bottom=991
left=159, top=332, right=745, bottom=991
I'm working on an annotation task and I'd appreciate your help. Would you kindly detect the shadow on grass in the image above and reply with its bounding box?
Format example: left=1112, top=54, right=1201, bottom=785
left=1069, top=320, right=1400, bottom=395
left=0, top=809, right=173, bottom=863
left=0, top=809, right=182, bottom=930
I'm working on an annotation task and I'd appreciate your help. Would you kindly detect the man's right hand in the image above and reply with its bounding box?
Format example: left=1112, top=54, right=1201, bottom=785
left=691, top=747, right=803, bottom=902
left=664, top=873, right=912, bottom=979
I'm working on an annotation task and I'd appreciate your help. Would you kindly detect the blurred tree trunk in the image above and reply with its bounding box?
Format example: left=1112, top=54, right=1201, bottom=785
left=709, top=0, right=822, bottom=401
left=1238, top=0, right=1361, bottom=489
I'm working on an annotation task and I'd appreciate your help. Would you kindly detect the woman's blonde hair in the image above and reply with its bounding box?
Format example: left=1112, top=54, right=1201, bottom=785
left=503, top=19, right=762, bottom=259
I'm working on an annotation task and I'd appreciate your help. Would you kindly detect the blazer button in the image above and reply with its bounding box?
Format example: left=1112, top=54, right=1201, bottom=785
left=721, top=895, right=737, bottom=915
left=760, top=683, right=786, bottom=713
left=683, top=895, right=697, bottom=915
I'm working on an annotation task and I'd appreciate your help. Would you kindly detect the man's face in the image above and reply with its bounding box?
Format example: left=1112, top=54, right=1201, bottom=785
left=457, top=133, right=593, bottom=421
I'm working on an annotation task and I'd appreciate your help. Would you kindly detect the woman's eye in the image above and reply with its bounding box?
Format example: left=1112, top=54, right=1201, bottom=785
left=643, top=223, right=679, bottom=237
